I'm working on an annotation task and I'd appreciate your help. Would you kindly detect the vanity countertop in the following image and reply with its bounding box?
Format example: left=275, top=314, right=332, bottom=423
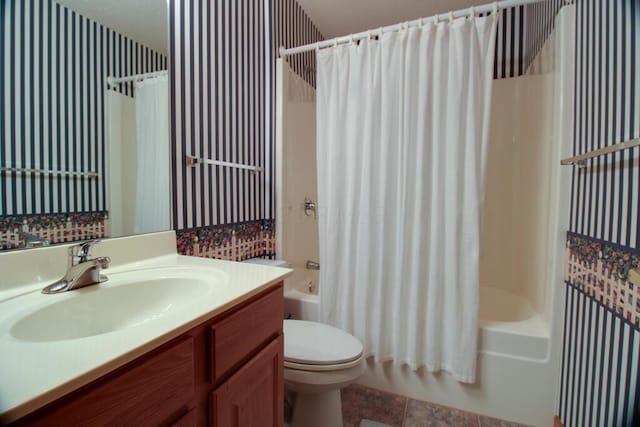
left=0, top=231, right=292, bottom=423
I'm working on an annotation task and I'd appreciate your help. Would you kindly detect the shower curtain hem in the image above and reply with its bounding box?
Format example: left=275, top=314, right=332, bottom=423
left=365, top=352, right=476, bottom=384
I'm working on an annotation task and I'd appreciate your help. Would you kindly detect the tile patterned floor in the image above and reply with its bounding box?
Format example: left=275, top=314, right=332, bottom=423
left=341, top=384, right=528, bottom=427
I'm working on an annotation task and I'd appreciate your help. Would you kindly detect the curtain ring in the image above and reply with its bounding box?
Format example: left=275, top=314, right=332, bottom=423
left=493, top=2, right=499, bottom=16
left=349, top=34, right=355, bottom=45
left=449, top=11, right=454, bottom=24
left=469, top=6, right=475, bottom=20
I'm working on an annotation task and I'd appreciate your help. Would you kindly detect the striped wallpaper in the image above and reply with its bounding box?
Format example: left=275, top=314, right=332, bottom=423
left=523, top=0, right=567, bottom=72
left=272, top=0, right=324, bottom=88
left=560, top=283, right=639, bottom=427
left=569, top=0, right=639, bottom=249
left=0, top=0, right=166, bottom=219
left=493, top=5, right=527, bottom=79
left=169, top=0, right=268, bottom=231
left=491, top=0, right=569, bottom=79
left=560, top=0, right=640, bottom=426
left=168, top=0, right=322, bottom=241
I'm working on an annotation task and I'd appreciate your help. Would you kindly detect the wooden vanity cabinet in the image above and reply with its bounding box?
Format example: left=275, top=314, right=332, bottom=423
left=13, top=282, right=284, bottom=427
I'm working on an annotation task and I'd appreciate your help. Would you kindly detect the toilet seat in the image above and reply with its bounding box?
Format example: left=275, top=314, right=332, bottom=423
left=284, top=354, right=364, bottom=372
left=284, top=320, right=363, bottom=369
left=283, top=319, right=366, bottom=427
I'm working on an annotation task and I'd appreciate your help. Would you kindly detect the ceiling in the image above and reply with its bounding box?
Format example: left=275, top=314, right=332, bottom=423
left=54, top=0, right=495, bottom=56
left=56, top=0, right=168, bottom=55
left=296, top=0, right=494, bottom=39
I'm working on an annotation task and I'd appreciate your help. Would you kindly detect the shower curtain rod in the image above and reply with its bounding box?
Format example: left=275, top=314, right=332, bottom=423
left=107, top=70, right=168, bottom=87
left=279, top=0, right=545, bottom=57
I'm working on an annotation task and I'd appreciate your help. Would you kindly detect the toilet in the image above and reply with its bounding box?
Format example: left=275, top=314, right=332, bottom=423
left=284, top=319, right=365, bottom=427
left=242, top=258, right=365, bottom=427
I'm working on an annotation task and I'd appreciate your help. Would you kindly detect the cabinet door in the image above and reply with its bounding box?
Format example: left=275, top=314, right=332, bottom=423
left=211, top=335, right=284, bottom=427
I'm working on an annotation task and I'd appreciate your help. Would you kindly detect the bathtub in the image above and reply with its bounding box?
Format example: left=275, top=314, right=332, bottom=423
left=284, top=285, right=559, bottom=426
left=285, top=285, right=549, bottom=361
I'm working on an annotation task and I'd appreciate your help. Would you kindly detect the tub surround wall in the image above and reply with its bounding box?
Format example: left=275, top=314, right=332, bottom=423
left=276, top=60, right=319, bottom=293
left=483, top=74, right=555, bottom=320
left=558, top=0, right=640, bottom=425
left=0, top=0, right=166, bottom=226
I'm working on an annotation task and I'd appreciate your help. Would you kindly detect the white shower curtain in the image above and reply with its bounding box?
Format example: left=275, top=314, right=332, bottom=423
left=316, top=14, right=497, bottom=382
left=134, top=75, right=170, bottom=234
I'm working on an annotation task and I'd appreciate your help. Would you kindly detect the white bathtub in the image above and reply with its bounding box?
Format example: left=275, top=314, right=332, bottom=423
left=284, top=285, right=559, bottom=426
left=285, top=285, right=549, bottom=361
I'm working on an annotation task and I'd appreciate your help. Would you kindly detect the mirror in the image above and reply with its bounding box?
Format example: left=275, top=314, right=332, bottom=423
left=0, top=0, right=170, bottom=251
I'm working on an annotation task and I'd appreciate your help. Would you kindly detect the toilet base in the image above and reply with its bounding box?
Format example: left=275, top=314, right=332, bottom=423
left=291, top=389, right=343, bottom=427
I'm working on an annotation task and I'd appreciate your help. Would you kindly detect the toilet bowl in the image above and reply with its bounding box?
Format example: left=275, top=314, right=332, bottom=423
left=284, top=319, right=365, bottom=427
left=241, top=258, right=365, bottom=426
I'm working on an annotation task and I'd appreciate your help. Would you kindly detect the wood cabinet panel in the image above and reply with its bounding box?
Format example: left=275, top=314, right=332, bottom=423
left=210, top=287, right=283, bottom=382
left=211, top=335, right=284, bottom=427
left=171, top=408, right=197, bottom=427
left=26, top=337, right=195, bottom=427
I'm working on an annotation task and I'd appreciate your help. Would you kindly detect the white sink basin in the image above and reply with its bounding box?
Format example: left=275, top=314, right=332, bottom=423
left=8, top=267, right=227, bottom=342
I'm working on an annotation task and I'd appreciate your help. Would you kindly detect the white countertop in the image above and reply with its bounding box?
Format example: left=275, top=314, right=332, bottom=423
left=0, top=232, right=292, bottom=423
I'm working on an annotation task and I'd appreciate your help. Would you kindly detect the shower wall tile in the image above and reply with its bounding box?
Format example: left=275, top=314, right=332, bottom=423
left=0, top=0, right=167, bottom=218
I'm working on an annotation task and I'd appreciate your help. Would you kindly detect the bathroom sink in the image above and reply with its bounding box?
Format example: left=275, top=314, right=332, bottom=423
left=9, top=267, right=225, bottom=342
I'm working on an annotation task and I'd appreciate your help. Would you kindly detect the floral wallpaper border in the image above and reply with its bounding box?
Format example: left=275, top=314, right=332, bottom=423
left=176, top=219, right=275, bottom=261
left=565, top=232, right=640, bottom=327
left=0, top=211, right=109, bottom=250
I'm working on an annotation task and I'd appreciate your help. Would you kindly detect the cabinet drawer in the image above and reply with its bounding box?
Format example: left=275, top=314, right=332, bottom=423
left=27, top=337, right=195, bottom=427
left=210, top=286, right=283, bottom=382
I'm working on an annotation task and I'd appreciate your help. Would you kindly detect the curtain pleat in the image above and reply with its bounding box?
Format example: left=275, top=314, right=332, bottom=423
left=316, top=13, right=497, bottom=383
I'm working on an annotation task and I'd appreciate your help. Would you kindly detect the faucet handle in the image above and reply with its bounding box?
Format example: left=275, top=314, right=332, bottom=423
left=68, top=239, right=102, bottom=265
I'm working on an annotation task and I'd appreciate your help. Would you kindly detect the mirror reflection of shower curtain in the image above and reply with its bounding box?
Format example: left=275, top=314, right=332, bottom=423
left=133, top=75, right=170, bottom=234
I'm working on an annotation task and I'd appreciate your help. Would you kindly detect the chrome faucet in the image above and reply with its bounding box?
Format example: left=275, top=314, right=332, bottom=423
left=17, top=230, right=50, bottom=248
left=42, top=239, right=111, bottom=294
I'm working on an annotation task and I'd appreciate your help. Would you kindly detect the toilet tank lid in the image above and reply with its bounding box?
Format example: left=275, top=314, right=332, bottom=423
left=284, top=320, right=363, bottom=366
left=241, top=257, right=289, bottom=267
